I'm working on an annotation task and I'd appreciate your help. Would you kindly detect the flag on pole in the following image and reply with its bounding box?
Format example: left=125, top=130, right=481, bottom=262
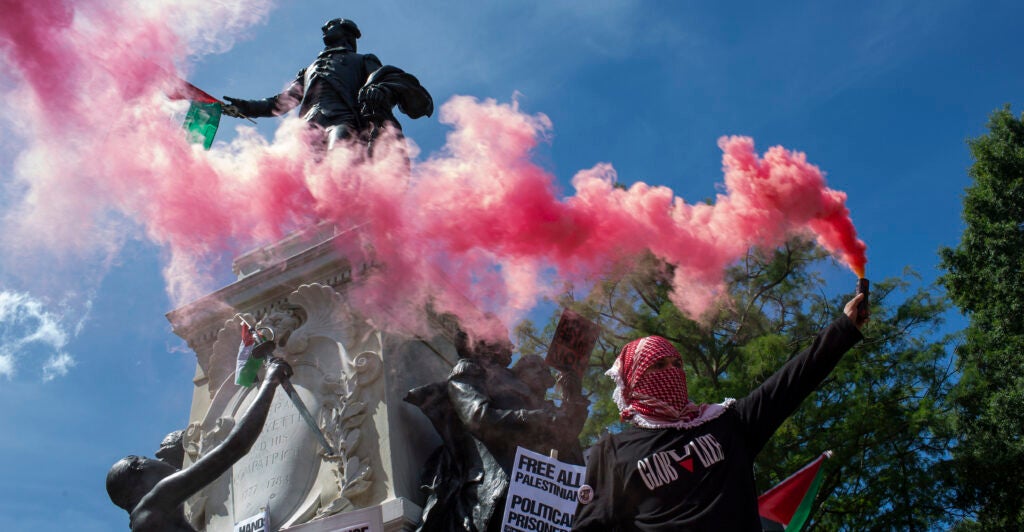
left=235, top=322, right=262, bottom=387
left=758, top=451, right=832, bottom=531
left=167, top=79, right=222, bottom=150
left=182, top=101, right=222, bottom=150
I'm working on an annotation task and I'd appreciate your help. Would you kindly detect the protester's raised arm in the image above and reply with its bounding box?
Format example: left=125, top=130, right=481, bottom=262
left=734, top=297, right=864, bottom=453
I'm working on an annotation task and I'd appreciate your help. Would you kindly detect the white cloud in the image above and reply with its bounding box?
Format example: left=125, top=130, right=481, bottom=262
left=0, top=290, right=79, bottom=381
left=42, top=352, right=76, bottom=382
left=19, top=315, right=67, bottom=347
left=0, top=352, right=13, bottom=379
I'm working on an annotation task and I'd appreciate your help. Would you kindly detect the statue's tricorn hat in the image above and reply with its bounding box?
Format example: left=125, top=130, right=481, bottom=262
left=323, top=18, right=361, bottom=39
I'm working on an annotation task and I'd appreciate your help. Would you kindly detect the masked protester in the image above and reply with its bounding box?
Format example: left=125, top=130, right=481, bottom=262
left=572, top=294, right=868, bottom=531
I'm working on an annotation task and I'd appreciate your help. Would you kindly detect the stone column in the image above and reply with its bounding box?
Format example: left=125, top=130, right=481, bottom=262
left=167, top=225, right=453, bottom=531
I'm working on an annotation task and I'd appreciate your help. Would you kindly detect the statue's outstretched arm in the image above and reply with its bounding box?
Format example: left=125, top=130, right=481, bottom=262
left=224, top=71, right=305, bottom=118
left=144, top=359, right=293, bottom=510
left=448, top=362, right=554, bottom=437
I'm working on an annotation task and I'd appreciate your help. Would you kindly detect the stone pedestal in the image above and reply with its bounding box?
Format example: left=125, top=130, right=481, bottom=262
left=167, top=225, right=454, bottom=531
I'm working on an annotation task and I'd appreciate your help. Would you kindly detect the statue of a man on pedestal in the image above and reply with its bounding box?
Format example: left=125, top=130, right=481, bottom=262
left=105, top=359, right=292, bottom=532
left=223, top=18, right=433, bottom=152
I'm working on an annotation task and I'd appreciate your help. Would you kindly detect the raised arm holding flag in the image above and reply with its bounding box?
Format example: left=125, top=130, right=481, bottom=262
left=106, top=358, right=293, bottom=532
left=165, top=79, right=255, bottom=150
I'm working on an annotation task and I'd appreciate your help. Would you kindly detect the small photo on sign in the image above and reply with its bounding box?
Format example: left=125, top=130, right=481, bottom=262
left=545, top=309, right=601, bottom=378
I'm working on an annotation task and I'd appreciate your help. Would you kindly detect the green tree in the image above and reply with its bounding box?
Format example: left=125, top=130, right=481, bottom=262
left=517, top=240, right=960, bottom=529
left=939, top=106, right=1024, bottom=529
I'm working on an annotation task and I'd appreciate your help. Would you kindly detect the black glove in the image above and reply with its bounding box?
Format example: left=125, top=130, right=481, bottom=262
left=222, top=96, right=252, bottom=118
left=359, top=85, right=393, bottom=120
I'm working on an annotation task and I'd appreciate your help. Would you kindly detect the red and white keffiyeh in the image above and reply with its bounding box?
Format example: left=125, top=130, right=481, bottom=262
left=607, top=335, right=733, bottom=429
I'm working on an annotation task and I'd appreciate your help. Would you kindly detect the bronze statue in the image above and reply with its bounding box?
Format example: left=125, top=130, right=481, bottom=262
left=406, top=332, right=589, bottom=532
left=154, top=429, right=185, bottom=470
left=511, top=354, right=588, bottom=464
left=106, top=359, right=292, bottom=532
left=223, top=18, right=432, bottom=152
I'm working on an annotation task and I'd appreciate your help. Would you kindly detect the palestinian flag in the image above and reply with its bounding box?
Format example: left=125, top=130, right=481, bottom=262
left=758, top=451, right=832, bottom=531
left=167, top=79, right=222, bottom=150
left=235, top=322, right=262, bottom=387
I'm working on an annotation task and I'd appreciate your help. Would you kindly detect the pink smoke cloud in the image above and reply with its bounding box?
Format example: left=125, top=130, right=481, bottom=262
left=0, top=0, right=866, bottom=339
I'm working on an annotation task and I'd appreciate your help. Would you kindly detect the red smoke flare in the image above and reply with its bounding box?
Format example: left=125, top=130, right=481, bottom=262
left=0, top=0, right=867, bottom=336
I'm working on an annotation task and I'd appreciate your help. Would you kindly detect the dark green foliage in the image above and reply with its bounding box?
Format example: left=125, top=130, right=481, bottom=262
left=517, top=241, right=959, bottom=529
left=940, top=106, right=1024, bottom=528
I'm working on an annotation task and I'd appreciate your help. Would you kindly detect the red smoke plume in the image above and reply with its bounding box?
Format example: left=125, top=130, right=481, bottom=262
left=0, top=0, right=866, bottom=336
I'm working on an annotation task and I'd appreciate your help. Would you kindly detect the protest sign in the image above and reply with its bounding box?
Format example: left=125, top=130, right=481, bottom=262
left=501, top=447, right=587, bottom=532
left=234, top=509, right=268, bottom=532
left=545, top=309, right=601, bottom=377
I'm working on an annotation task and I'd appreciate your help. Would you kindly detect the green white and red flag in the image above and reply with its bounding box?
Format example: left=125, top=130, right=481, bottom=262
left=758, top=451, right=832, bottom=531
left=166, top=79, right=220, bottom=104
left=166, top=79, right=222, bottom=150
left=235, top=322, right=262, bottom=387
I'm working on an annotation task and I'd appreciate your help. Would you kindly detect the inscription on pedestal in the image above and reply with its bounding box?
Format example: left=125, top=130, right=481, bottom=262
left=232, top=386, right=320, bottom=526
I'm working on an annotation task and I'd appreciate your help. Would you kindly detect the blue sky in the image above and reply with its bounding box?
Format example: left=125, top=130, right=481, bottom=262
left=1, top=1, right=1023, bottom=529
